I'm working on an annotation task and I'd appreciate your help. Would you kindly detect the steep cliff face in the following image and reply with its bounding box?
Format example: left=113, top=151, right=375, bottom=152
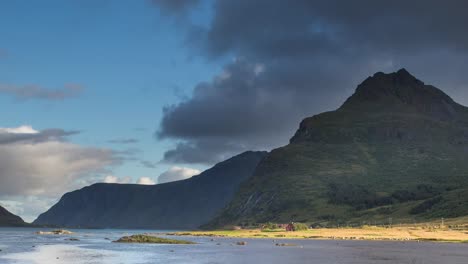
left=34, top=151, right=267, bottom=229
left=0, top=205, right=26, bottom=226
left=206, top=69, right=468, bottom=228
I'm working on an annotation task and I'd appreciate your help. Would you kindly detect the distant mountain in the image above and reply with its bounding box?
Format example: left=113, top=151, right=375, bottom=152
left=33, top=151, right=267, bottom=229
left=0, top=205, right=26, bottom=226
left=206, top=69, right=468, bottom=228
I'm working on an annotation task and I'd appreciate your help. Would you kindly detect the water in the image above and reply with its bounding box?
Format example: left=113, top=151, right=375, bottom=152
left=0, top=227, right=467, bottom=264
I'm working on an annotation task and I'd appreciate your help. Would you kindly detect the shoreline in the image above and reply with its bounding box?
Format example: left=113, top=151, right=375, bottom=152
left=166, top=225, right=468, bottom=244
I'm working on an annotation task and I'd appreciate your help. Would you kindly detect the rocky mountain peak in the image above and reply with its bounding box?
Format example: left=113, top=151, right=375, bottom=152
left=290, top=69, right=468, bottom=144
left=339, top=69, right=463, bottom=119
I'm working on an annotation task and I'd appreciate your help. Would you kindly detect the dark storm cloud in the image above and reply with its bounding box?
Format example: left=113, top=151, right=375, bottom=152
left=199, top=0, right=468, bottom=59
left=154, top=0, right=468, bottom=164
left=161, top=139, right=247, bottom=165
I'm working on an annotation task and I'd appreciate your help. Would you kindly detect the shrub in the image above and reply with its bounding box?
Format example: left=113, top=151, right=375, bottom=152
left=262, top=222, right=279, bottom=230
left=292, top=222, right=309, bottom=231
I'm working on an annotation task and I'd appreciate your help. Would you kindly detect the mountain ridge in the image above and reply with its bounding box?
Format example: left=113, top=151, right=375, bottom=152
left=0, top=205, right=26, bottom=227
left=33, top=151, right=267, bottom=229
left=206, top=69, right=468, bottom=228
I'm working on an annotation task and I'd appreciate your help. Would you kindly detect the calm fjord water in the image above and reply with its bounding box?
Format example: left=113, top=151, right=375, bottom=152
left=0, top=228, right=467, bottom=264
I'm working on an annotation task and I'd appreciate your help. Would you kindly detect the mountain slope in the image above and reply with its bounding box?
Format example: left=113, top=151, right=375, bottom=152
left=206, top=69, right=468, bottom=228
left=34, top=151, right=267, bottom=229
left=0, top=205, right=26, bottom=226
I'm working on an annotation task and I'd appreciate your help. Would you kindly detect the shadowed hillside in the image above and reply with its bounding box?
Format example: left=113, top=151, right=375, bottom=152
left=0, top=205, right=26, bottom=226
left=34, top=151, right=267, bottom=229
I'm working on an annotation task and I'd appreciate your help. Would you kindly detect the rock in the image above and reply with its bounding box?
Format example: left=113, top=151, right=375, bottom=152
left=236, top=241, right=247, bottom=246
left=54, top=229, right=73, bottom=235
left=275, top=243, right=297, bottom=247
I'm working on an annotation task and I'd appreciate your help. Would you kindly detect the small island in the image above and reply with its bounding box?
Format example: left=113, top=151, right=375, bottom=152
left=113, top=234, right=195, bottom=244
left=36, top=229, right=74, bottom=235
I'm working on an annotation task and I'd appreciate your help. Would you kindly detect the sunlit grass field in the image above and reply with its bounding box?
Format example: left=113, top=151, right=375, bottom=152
left=171, top=216, right=468, bottom=243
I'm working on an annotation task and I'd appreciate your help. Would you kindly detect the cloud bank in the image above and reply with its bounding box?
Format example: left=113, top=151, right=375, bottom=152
left=0, top=125, right=119, bottom=221
left=157, top=166, right=200, bottom=184
left=137, top=177, right=156, bottom=185
left=102, top=175, right=131, bottom=184
left=102, top=175, right=156, bottom=185
left=153, top=0, right=468, bottom=165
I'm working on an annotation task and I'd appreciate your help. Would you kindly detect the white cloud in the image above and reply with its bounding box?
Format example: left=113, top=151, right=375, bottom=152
left=157, top=166, right=201, bottom=184
left=0, top=126, right=79, bottom=145
left=0, top=141, right=116, bottom=197
left=0, top=125, right=38, bottom=134
left=102, top=175, right=131, bottom=184
left=0, top=125, right=119, bottom=222
left=137, top=177, right=155, bottom=185
left=102, top=176, right=156, bottom=185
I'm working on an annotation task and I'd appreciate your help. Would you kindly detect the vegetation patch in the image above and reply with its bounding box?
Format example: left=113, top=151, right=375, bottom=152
left=114, top=234, right=195, bottom=244
left=292, top=223, right=309, bottom=231
left=410, top=197, right=443, bottom=214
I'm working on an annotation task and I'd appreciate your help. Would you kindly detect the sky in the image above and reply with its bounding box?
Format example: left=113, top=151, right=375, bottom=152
left=1, top=0, right=468, bottom=222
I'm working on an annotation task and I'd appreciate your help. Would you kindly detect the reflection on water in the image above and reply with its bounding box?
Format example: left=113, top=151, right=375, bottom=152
left=1, top=227, right=467, bottom=264
left=3, top=244, right=150, bottom=264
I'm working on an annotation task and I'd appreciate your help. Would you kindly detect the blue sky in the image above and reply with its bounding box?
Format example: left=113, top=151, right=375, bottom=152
left=0, top=1, right=222, bottom=220
left=1, top=1, right=217, bottom=180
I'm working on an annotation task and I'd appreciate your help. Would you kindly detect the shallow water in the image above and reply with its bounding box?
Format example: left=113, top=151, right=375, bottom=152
left=0, top=227, right=467, bottom=264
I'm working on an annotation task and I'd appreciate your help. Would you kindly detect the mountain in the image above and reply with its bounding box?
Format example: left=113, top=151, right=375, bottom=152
left=33, top=151, right=267, bottom=229
left=206, top=69, right=468, bottom=228
left=0, top=205, right=26, bottom=226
